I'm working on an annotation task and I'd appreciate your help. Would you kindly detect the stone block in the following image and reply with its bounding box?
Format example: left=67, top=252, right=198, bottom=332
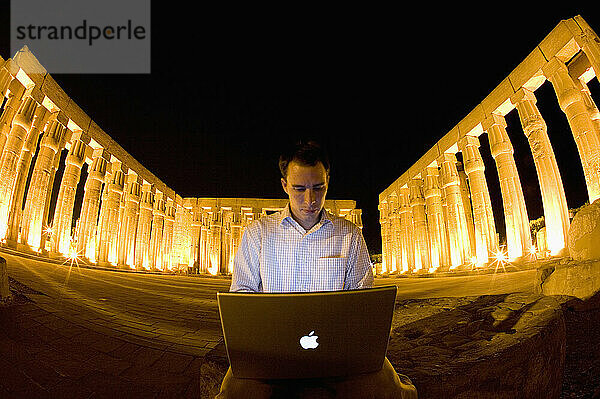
left=537, top=258, right=600, bottom=300
left=539, top=20, right=581, bottom=62
left=457, top=105, right=485, bottom=138
left=508, top=47, right=547, bottom=91
left=387, top=294, right=565, bottom=399
left=568, top=199, right=600, bottom=261
left=481, top=77, right=516, bottom=117
left=437, top=126, right=460, bottom=155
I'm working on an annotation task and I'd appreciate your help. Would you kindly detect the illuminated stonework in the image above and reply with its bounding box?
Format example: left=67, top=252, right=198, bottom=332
left=0, top=48, right=363, bottom=274
left=380, top=15, right=600, bottom=273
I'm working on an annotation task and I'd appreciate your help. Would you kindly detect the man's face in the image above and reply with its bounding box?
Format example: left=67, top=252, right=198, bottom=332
left=281, top=160, right=329, bottom=230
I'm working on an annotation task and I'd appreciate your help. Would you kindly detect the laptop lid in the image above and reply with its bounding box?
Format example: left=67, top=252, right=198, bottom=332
left=217, top=285, right=397, bottom=380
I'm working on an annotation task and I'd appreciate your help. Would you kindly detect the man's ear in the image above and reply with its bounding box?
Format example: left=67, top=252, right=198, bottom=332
left=281, top=178, right=288, bottom=194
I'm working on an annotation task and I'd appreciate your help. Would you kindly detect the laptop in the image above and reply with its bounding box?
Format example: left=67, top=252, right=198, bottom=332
left=217, top=285, right=397, bottom=380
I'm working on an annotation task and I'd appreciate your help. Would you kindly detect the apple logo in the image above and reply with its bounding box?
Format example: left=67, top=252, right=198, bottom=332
left=300, top=330, right=319, bottom=349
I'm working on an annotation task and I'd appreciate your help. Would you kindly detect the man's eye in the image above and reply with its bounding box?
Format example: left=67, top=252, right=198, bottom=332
left=294, top=187, right=306, bottom=192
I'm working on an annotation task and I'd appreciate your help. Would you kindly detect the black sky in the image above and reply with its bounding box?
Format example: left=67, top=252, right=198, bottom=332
left=1, top=4, right=599, bottom=254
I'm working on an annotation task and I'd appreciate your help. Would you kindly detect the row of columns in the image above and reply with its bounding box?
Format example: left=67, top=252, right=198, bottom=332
left=0, top=55, right=195, bottom=271
left=380, top=51, right=600, bottom=273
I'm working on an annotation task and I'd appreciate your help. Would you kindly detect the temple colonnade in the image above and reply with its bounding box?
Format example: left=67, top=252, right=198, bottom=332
left=0, top=46, right=364, bottom=274
left=379, top=15, right=600, bottom=274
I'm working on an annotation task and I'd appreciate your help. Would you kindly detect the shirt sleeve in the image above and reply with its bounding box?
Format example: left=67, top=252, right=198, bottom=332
left=230, top=222, right=263, bottom=292
left=344, top=226, right=374, bottom=289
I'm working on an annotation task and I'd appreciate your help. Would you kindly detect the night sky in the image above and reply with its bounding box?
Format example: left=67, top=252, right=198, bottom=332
left=1, top=4, right=599, bottom=254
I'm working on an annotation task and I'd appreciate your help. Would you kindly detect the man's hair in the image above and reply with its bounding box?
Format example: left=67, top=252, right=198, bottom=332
left=279, top=140, right=330, bottom=180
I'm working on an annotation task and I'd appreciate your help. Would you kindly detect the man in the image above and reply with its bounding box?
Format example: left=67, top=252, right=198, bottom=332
left=217, top=140, right=417, bottom=398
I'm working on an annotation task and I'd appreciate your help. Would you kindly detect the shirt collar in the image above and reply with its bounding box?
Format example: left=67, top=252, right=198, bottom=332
left=279, top=203, right=333, bottom=232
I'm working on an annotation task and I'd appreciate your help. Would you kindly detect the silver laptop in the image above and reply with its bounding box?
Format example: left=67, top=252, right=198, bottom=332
left=217, top=285, right=397, bottom=380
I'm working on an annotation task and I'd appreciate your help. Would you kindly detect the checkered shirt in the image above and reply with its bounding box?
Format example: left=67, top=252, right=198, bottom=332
left=230, top=205, right=374, bottom=293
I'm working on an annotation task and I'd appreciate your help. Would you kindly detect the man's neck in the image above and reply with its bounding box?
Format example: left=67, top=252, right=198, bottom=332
left=290, top=208, right=323, bottom=231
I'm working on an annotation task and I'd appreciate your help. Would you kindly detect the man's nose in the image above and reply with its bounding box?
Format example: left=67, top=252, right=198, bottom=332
left=304, top=189, right=316, bottom=205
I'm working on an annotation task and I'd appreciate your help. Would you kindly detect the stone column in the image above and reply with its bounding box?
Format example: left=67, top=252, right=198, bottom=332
left=118, top=173, right=142, bottom=267
left=0, top=78, right=26, bottom=158
left=350, top=209, right=363, bottom=228
left=148, top=190, right=165, bottom=270
left=96, top=162, right=125, bottom=265
left=221, top=209, right=232, bottom=274
left=390, top=208, right=401, bottom=273
left=208, top=209, right=222, bottom=275
left=543, top=57, right=600, bottom=202
left=458, top=162, right=477, bottom=257
left=388, top=194, right=400, bottom=273
left=20, top=118, right=69, bottom=250
left=199, top=211, right=209, bottom=273
left=0, top=94, right=38, bottom=239
left=51, top=131, right=90, bottom=255
left=134, top=183, right=154, bottom=269
left=174, top=202, right=192, bottom=268
left=513, top=88, right=570, bottom=255
left=190, top=207, right=202, bottom=272
left=424, top=166, right=450, bottom=270
left=459, top=136, right=498, bottom=263
left=484, top=114, right=532, bottom=260
left=76, top=148, right=110, bottom=261
left=162, top=197, right=176, bottom=270
left=230, top=208, right=243, bottom=274
left=398, top=187, right=414, bottom=273
left=438, top=153, right=472, bottom=267
left=378, top=200, right=390, bottom=273
left=409, top=178, right=430, bottom=272
left=6, top=103, right=52, bottom=245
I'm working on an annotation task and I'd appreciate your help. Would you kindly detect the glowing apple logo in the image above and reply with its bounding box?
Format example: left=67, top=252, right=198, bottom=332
left=300, top=331, right=319, bottom=349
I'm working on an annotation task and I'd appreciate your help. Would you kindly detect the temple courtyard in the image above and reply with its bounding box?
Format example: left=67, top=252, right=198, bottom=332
left=0, top=249, right=598, bottom=398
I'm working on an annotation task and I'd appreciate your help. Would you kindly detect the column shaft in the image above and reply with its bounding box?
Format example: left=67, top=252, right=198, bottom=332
left=424, top=166, right=450, bottom=270
left=459, top=135, right=499, bottom=263
left=135, top=183, right=154, bottom=269
left=513, top=88, right=570, bottom=255
left=378, top=201, right=390, bottom=273
left=399, top=188, right=414, bottom=273
left=149, top=191, right=165, bottom=269
left=438, top=153, right=472, bottom=267
left=485, top=114, right=532, bottom=259
left=162, top=199, right=176, bottom=270
left=409, top=178, right=430, bottom=271
left=51, top=132, right=89, bottom=255
left=20, top=119, right=68, bottom=249
left=543, top=57, right=600, bottom=202
left=96, top=164, right=125, bottom=265
left=118, top=173, right=141, bottom=267
left=76, top=149, right=109, bottom=261
left=6, top=105, right=51, bottom=244
left=0, top=95, right=37, bottom=239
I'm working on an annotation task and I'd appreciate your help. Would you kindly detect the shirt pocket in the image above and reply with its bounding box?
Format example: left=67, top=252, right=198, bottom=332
left=309, top=257, right=347, bottom=291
